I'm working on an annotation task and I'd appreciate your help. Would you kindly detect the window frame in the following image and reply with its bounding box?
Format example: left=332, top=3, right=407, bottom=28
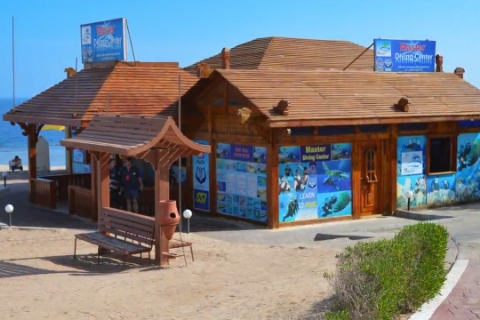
left=427, top=135, right=457, bottom=175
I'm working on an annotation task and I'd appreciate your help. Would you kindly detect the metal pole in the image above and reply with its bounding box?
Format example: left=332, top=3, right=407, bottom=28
left=178, top=75, right=182, bottom=232
left=12, top=17, right=16, bottom=109
left=9, top=214, right=12, bottom=227
left=187, top=219, right=190, bottom=234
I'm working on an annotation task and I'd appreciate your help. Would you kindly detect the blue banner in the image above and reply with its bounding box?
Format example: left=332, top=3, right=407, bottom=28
left=80, top=18, right=127, bottom=63
left=193, top=139, right=210, bottom=211
left=374, top=39, right=436, bottom=72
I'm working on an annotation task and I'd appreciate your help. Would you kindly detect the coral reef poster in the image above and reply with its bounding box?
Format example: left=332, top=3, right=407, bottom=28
left=427, top=174, right=456, bottom=206
left=456, top=133, right=480, bottom=202
left=193, top=139, right=210, bottom=212
left=396, top=135, right=427, bottom=209
left=278, top=143, right=352, bottom=223
left=216, top=143, right=267, bottom=222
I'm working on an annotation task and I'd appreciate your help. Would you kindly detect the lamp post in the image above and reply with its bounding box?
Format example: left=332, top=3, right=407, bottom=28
left=183, top=209, right=192, bottom=234
left=5, top=204, right=13, bottom=227
left=2, top=171, right=7, bottom=188
left=406, top=190, right=413, bottom=211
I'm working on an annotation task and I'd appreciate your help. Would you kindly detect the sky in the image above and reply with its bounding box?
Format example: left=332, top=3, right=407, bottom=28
left=0, top=0, right=479, bottom=98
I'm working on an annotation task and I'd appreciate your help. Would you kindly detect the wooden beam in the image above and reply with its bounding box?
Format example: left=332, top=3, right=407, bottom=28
left=267, top=129, right=279, bottom=228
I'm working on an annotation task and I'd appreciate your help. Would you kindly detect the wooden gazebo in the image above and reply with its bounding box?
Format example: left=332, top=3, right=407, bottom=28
left=61, top=114, right=210, bottom=264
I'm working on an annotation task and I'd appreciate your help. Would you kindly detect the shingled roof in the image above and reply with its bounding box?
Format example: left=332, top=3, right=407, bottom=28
left=3, top=62, right=199, bottom=127
left=184, top=37, right=373, bottom=74
left=201, top=69, right=480, bottom=127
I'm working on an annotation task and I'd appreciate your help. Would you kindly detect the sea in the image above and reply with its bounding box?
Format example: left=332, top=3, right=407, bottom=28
left=0, top=98, right=66, bottom=167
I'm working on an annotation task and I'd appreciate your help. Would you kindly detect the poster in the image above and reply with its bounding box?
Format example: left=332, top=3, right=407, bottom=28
left=216, top=143, right=267, bottom=222
left=397, top=135, right=426, bottom=176
left=456, top=133, right=480, bottom=202
left=427, top=174, right=456, bottom=207
left=396, top=174, right=427, bottom=209
left=278, top=143, right=353, bottom=223
left=396, top=136, right=427, bottom=209
left=193, top=140, right=210, bottom=211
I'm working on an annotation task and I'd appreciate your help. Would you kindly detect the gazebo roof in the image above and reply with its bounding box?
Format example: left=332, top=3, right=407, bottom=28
left=60, top=114, right=210, bottom=160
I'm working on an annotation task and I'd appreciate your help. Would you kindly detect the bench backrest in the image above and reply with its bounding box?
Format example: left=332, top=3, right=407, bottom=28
left=99, top=207, right=155, bottom=248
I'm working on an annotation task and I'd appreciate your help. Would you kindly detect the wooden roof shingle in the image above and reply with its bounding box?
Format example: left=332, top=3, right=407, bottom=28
left=209, top=69, right=480, bottom=127
left=3, top=62, right=199, bottom=127
left=184, top=36, right=373, bottom=74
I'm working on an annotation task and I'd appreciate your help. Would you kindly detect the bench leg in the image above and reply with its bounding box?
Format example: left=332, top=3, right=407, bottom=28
left=97, top=248, right=101, bottom=265
left=190, top=246, right=194, bottom=262
left=148, top=251, right=152, bottom=265
left=181, top=246, right=187, bottom=266
left=73, top=238, right=78, bottom=259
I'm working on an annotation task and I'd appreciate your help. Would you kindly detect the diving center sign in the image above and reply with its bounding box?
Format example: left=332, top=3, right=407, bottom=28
left=80, top=18, right=127, bottom=63
left=374, top=39, right=436, bottom=72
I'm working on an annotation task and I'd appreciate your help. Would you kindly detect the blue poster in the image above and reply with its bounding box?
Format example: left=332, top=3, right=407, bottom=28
left=80, top=18, right=127, bottom=63
left=193, top=139, right=210, bottom=211
left=427, top=174, right=456, bottom=207
left=278, top=143, right=353, bottom=223
left=374, top=39, right=436, bottom=72
left=397, top=174, right=427, bottom=209
left=216, top=143, right=267, bottom=222
left=396, top=135, right=427, bottom=209
left=456, top=133, right=480, bottom=202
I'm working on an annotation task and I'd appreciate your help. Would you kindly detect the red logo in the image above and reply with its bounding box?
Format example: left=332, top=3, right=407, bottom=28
left=399, top=43, right=426, bottom=52
left=96, top=25, right=116, bottom=35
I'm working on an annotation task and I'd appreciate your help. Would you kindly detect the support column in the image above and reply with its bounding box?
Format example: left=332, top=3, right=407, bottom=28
left=27, top=125, right=38, bottom=203
left=154, top=163, right=171, bottom=265
left=96, top=152, right=111, bottom=220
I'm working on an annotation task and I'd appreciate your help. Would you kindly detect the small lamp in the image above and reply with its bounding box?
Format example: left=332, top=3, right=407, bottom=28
left=5, top=204, right=14, bottom=227
left=183, top=209, right=193, bottom=234
left=2, top=171, right=8, bottom=188
left=405, top=190, right=413, bottom=211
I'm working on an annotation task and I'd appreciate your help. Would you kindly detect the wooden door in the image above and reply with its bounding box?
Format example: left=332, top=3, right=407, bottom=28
left=358, top=140, right=383, bottom=216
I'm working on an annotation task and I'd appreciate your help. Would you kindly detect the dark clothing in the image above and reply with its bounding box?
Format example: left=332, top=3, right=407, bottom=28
left=120, top=165, right=141, bottom=192
left=11, top=165, right=23, bottom=172
left=109, top=166, right=121, bottom=208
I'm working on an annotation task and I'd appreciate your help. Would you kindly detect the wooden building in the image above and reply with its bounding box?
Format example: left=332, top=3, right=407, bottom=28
left=181, top=64, right=480, bottom=229
left=2, top=62, right=200, bottom=220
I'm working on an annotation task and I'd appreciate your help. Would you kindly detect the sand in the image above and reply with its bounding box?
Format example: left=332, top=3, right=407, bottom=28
left=0, top=227, right=344, bottom=320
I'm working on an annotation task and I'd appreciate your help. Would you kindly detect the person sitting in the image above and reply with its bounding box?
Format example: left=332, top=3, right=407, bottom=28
left=9, top=156, right=23, bottom=172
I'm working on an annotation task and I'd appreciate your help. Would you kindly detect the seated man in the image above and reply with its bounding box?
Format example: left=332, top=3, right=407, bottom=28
left=9, top=156, right=23, bottom=172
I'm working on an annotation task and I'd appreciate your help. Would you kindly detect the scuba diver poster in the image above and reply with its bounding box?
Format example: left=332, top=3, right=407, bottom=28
left=216, top=143, right=267, bottom=222
left=193, top=139, right=210, bottom=211
left=396, top=174, right=427, bottom=209
left=278, top=143, right=353, bottom=223
left=427, top=174, right=456, bottom=206
left=455, top=133, right=480, bottom=202
left=397, top=135, right=426, bottom=176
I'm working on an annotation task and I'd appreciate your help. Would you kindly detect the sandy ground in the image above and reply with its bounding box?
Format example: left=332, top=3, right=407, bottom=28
left=0, top=227, right=346, bottom=320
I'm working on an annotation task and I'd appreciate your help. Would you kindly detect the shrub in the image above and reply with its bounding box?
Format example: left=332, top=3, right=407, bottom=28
left=324, top=223, right=449, bottom=320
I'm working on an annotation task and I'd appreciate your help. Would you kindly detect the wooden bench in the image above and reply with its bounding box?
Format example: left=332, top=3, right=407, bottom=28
left=73, top=207, right=155, bottom=265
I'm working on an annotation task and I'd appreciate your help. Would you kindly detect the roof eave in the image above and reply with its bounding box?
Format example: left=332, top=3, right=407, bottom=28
left=3, top=113, right=84, bottom=127
left=266, top=114, right=480, bottom=128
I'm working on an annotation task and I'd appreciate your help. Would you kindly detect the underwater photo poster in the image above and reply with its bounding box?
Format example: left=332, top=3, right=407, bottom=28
left=396, top=174, right=427, bottom=209
left=278, top=143, right=353, bottom=223
left=397, top=135, right=426, bottom=176
left=216, top=143, right=267, bottom=222
left=426, top=174, right=456, bottom=207
left=456, top=133, right=480, bottom=202
left=193, top=139, right=210, bottom=211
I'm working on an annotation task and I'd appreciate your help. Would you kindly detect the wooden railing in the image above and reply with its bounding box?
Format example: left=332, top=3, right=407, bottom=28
left=69, top=185, right=95, bottom=220
left=38, top=173, right=91, bottom=201
left=30, top=178, right=56, bottom=209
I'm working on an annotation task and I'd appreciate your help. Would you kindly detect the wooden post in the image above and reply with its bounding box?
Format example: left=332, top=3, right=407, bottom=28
left=96, top=152, right=110, bottom=217
left=27, top=125, right=37, bottom=203
left=267, top=132, right=279, bottom=229
left=390, top=125, right=398, bottom=215
left=154, top=161, right=171, bottom=265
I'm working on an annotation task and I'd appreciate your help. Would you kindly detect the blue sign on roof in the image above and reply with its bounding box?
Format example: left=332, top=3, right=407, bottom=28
left=80, top=18, right=127, bottom=63
left=374, top=39, right=436, bottom=72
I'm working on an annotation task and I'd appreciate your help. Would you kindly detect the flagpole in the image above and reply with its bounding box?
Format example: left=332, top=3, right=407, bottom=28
left=12, top=16, right=16, bottom=109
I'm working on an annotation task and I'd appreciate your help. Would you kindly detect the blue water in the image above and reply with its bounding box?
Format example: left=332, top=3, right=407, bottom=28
left=0, top=98, right=66, bottom=167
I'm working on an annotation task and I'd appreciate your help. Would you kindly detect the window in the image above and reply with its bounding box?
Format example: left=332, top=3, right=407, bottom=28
left=212, top=97, right=224, bottom=106
left=365, top=149, right=377, bottom=182
left=428, top=137, right=455, bottom=173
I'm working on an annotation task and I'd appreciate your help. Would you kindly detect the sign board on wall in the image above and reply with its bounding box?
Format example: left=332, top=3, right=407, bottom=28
left=374, top=39, right=436, bottom=72
left=193, top=140, right=210, bottom=211
left=80, top=18, right=127, bottom=63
